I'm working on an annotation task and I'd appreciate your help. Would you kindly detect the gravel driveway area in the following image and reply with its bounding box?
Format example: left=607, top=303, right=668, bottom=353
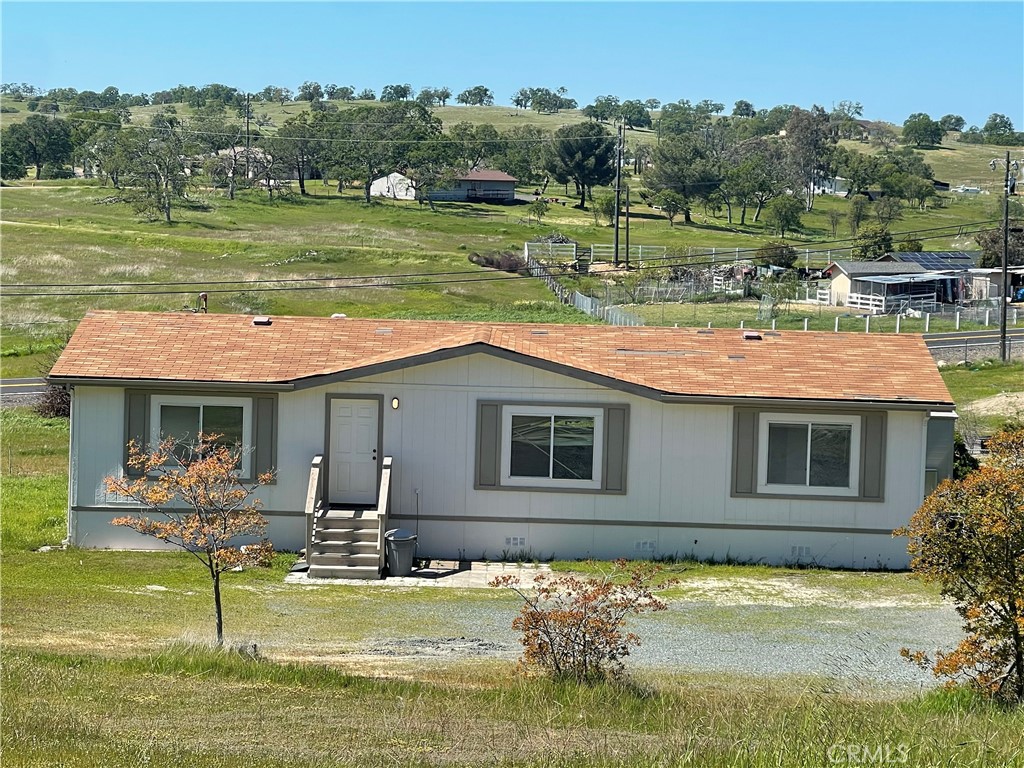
left=288, top=564, right=962, bottom=691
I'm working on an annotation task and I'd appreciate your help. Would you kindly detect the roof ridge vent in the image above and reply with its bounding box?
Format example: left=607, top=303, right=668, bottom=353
left=252, top=316, right=272, bottom=326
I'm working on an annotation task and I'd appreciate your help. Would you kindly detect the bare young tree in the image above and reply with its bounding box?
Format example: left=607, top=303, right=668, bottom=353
left=106, top=435, right=275, bottom=646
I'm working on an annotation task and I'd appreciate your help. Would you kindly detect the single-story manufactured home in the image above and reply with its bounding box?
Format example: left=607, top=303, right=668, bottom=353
left=427, top=168, right=517, bottom=202
left=368, top=169, right=518, bottom=204
left=49, top=311, right=956, bottom=574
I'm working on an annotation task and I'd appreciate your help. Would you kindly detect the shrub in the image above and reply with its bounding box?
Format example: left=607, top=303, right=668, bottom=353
left=34, top=333, right=71, bottom=419
left=40, top=163, right=75, bottom=180
left=756, top=241, right=798, bottom=269
left=491, top=560, right=674, bottom=682
left=896, top=426, right=1024, bottom=703
left=468, top=250, right=525, bottom=273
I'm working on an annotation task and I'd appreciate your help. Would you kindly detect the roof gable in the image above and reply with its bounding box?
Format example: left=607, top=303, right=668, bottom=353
left=50, top=311, right=953, bottom=406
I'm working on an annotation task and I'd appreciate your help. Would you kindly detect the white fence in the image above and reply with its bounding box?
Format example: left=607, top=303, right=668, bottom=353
left=525, top=255, right=644, bottom=326
left=589, top=244, right=668, bottom=261
left=524, top=242, right=577, bottom=260
left=571, top=292, right=644, bottom=326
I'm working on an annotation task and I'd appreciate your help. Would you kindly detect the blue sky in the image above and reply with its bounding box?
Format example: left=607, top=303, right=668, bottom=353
left=2, top=1, right=1021, bottom=128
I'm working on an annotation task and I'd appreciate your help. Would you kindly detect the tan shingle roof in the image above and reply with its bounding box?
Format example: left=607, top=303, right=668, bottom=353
left=459, top=169, right=517, bottom=182
left=49, top=311, right=953, bottom=405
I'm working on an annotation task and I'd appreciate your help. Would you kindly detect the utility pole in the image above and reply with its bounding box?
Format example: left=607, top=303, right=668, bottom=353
left=1002, top=150, right=1010, bottom=363
left=625, top=185, right=631, bottom=269
left=244, top=93, right=251, bottom=185
left=613, top=121, right=623, bottom=266
left=990, top=151, right=1021, bottom=363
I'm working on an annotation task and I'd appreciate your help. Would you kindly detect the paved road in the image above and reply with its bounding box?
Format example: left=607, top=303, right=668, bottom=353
left=0, top=377, right=47, bottom=406
left=924, top=327, right=1024, bottom=353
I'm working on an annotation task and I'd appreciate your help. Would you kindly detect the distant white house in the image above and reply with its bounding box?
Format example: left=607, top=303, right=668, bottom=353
left=369, top=172, right=417, bottom=201
left=813, top=176, right=851, bottom=196
left=369, top=169, right=518, bottom=203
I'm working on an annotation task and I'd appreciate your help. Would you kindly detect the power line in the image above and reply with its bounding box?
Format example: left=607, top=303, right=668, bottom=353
left=2, top=221, right=999, bottom=296
left=1, top=219, right=999, bottom=293
left=1, top=225, right=998, bottom=301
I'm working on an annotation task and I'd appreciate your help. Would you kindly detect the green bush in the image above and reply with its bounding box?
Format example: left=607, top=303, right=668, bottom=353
left=40, top=163, right=75, bottom=180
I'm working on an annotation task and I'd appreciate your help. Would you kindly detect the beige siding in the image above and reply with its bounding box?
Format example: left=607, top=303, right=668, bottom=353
left=830, top=274, right=852, bottom=306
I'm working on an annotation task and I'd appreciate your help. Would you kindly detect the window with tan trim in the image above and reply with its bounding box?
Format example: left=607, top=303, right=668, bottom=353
left=756, top=413, right=861, bottom=497
left=500, top=405, right=604, bottom=490
left=149, top=395, right=253, bottom=475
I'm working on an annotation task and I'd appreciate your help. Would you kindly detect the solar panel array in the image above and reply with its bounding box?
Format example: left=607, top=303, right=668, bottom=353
left=889, top=252, right=979, bottom=270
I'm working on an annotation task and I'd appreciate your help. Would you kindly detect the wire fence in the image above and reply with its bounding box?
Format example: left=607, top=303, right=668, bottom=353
left=526, top=255, right=644, bottom=326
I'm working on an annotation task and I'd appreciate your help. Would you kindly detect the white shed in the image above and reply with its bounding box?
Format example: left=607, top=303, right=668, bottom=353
left=369, top=172, right=416, bottom=201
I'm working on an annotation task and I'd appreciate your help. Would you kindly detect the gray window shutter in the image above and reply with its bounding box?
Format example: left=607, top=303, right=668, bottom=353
left=925, top=416, right=954, bottom=485
left=603, top=405, right=629, bottom=492
left=860, top=412, right=886, bottom=500
left=253, top=396, right=277, bottom=480
left=475, top=402, right=501, bottom=488
left=124, top=392, right=149, bottom=477
left=732, top=408, right=757, bottom=495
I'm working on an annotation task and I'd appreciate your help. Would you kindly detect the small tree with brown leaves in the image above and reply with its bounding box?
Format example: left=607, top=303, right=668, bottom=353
left=490, top=560, right=674, bottom=682
left=105, top=434, right=274, bottom=647
left=895, top=426, right=1024, bottom=703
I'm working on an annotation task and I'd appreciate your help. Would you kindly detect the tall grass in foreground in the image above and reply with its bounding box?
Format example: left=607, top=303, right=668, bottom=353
left=3, top=645, right=1022, bottom=767
left=0, top=409, right=69, bottom=551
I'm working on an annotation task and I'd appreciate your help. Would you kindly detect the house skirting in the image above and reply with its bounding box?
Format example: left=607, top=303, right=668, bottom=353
left=69, top=507, right=908, bottom=568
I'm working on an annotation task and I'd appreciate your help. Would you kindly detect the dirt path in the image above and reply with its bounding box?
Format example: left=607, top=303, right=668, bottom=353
left=965, top=391, right=1024, bottom=417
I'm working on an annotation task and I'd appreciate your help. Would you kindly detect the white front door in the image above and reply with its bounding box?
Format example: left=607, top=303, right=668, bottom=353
left=329, top=398, right=380, bottom=506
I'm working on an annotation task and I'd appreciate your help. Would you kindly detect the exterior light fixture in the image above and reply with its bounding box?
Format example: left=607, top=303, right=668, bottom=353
left=391, top=397, right=400, bottom=410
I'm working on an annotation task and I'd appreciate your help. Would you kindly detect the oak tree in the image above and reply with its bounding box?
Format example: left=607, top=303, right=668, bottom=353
left=902, top=113, right=943, bottom=148
left=763, top=195, right=803, bottom=238
left=3, top=114, right=73, bottom=179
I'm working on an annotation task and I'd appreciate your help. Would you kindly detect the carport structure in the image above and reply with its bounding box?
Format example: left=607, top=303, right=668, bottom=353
left=844, top=272, right=957, bottom=313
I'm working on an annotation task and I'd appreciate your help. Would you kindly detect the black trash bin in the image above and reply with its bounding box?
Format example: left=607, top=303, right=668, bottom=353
left=384, top=528, right=418, bottom=576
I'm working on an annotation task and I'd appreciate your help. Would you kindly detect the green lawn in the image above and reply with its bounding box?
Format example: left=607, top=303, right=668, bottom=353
left=3, top=407, right=1023, bottom=766
left=940, top=361, right=1024, bottom=405
left=631, top=298, right=996, bottom=334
